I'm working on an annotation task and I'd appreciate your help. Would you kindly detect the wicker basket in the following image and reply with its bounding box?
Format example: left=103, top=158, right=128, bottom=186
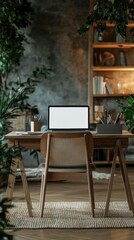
left=9, top=111, right=30, bottom=131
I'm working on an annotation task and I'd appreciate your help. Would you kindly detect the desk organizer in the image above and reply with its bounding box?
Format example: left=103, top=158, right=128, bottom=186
left=97, top=124, right=122, bottom=134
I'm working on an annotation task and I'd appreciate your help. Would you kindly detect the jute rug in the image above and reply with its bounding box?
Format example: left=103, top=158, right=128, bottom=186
left=8, top=201, right=134, bottom=229
left=16, top=168, right=111, bottom=180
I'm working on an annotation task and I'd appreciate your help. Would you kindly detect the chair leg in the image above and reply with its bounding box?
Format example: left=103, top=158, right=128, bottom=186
left=104, top=140, right=119, bottom=217
left=40, top=134, right=51, bottom=218
left=19, top=158, right=33, bottom=217
left=86, top=162, right=95, bottom=217
left=84, top=134, right=95, bottom=217
left=40, top=172, right=44, bottom=210
left=40, top=169, right=48, bottom=217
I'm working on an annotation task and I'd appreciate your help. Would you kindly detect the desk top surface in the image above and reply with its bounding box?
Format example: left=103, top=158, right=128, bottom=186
left=5, top=131, right=43, bottom=139
left=5, top=130, right=134, bottom=140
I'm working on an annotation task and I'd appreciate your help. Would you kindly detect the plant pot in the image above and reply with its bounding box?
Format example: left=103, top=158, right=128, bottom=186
left=30, top=120, right=41, bottom=132
left=97, top=124, right=122, bottom=134
left=34, top=121, right=41, bottom=131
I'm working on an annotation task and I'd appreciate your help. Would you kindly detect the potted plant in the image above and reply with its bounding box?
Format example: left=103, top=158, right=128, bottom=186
left=0, top=192, right=13, bottom=240
left=0, top=0, right=50, bottom=169
left=0, top=68, right=48, bottom=239
left=0, top=1, right=32, bottom=238
left=0, top=1, right=51, bottom=238
left=118, top=94, right=134, bottom=133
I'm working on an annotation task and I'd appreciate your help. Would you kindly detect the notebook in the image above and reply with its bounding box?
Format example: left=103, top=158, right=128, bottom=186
left=48, top=105, right=89, bottom=131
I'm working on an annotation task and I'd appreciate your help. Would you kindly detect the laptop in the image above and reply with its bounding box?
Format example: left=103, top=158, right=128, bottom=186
left=48, top=105, right=89, bottom=131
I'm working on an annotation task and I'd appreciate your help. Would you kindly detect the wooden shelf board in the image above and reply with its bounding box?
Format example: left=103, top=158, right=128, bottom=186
left=93, top=43, right=134, bottom=48
left=93, top=66, right=134, bottom=71
left=93, top=22, right=134, bottom=28
left=93, top=94, right=129, bottom=98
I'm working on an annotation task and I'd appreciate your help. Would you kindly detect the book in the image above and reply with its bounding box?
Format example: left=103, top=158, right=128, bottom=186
left=105, top=80, right=113, bottom=94
left=93, top=76, right=105, bottom=94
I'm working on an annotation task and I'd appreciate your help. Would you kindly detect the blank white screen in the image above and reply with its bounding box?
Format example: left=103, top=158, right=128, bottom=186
left=49, top=106, right=89, bottom=129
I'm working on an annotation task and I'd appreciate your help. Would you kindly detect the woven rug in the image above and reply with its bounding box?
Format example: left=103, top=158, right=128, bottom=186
left=16, top=168, right=111, bottom=180
left=7, top=201, right=134, bottom=229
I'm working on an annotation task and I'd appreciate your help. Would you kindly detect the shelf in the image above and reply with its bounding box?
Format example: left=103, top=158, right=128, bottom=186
left=93, top=66, right=134, bottom=71
left=93, top=22, right=134, bottom=28
left=93, top=94, right=129, bottom=98
left=93, top=42, right=134, bottom=48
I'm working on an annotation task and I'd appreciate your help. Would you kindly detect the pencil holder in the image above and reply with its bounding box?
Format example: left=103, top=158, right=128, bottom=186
left=97, top=124, right=122, bottom=134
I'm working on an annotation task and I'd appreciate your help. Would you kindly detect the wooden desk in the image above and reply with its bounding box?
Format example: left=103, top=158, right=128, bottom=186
left=5, top=130, right=134, bottom=217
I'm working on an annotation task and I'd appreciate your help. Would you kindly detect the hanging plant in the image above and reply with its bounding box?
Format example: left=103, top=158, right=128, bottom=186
left=0, top=0, right=33, bottom=89
left=78, top=0, right=134, bottom=38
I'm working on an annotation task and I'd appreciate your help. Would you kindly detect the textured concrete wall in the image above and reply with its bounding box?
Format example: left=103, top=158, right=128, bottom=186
left=18, top=0, right=89, bottom=125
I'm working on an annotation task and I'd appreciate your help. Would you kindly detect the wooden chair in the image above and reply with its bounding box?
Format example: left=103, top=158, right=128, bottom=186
left=40, top=131, right=95, bottom=218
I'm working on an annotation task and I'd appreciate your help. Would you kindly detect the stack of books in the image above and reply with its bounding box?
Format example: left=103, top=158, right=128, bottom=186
left=93, top=76, right=113, bottom=94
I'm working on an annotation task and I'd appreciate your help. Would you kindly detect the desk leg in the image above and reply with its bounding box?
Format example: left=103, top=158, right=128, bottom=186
left=6, top=158, right=18, bottom=199
left=19, top=159, right=33, bottom=217
left=104, top=140, right=118, bottom=217
left=6, top=157, right=33, bottom=217
left=105, top=139, right=134, bottom=217
left=118, top=141, right=134, bottom=215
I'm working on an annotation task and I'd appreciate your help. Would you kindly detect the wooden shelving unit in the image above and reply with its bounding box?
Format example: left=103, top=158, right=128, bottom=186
left=88, top=15, right=134, bottom=165
left=88, top=24, right=134, bottom=123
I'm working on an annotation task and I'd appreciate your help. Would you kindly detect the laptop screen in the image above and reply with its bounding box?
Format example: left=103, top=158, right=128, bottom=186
left=48, top=105, right=89, bottom=130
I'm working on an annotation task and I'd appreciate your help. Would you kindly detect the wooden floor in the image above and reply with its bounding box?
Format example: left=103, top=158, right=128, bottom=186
left=6, top=166, right=134, bottom=240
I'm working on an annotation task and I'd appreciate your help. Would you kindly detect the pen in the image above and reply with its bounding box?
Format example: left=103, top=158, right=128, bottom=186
left=114, top=113, right=120, bottom=124
left=104, top=109, right=108, bottom=124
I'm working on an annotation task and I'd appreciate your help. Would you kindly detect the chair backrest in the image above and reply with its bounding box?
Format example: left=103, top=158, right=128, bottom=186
left=40, top=132, right=94, bottom=168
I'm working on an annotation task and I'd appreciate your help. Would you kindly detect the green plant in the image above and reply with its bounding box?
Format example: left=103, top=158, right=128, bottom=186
left=118, top=94, right=134, bottom=133
left=0, top=1, right=51, bottom=238
left=0, top=193, right=13, bottom=240
left=0, top=0, right=51, bottom=174
left=0, top=64, right=50, bottom=160
left=0, top=64, right=49, bottom=188
left=0, top=65, right=50, bottom=239
left=0, top=0, right=33, bottom=89
left=78, top=0, right=134, bottom=38
left=0, top=2, right=33, bottom=238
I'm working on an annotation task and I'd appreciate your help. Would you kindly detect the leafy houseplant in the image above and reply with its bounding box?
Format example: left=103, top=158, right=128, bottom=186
left=0, top=1, right=50, bottom=239
left=0, top=65, right=50, bottom=170
left=0, top=66, right=50, bottom=240
left=78, top=0, right=134, bottom=39
left=0, top=0, right=50, bottom=169
left=0, top=1, right=33, bottom=238
left=0, top=193, right=13, bottom=240
left=0, top=0, right=33, bottom=90
left=118, top=94, right=134, bottom=133
left=0, top=0, right=51, bottom=173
